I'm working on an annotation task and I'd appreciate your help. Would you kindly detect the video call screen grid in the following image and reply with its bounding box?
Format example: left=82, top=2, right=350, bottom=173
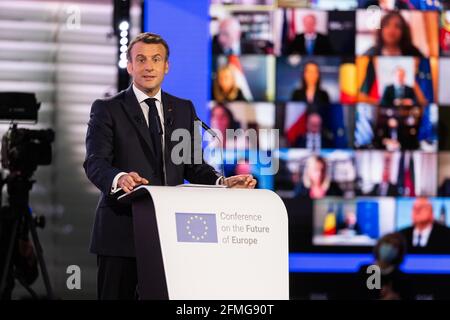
left=209, top=0, right=450, bottom=253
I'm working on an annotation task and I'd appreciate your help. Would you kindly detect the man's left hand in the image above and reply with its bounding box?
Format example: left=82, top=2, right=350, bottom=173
left=224, top=174, right=257, bottom=189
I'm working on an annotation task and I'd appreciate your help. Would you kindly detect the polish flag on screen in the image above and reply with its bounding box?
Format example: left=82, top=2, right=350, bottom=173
left=228, top=55, right=253, bottom=101
left=284, top=102, right=308, bottom=147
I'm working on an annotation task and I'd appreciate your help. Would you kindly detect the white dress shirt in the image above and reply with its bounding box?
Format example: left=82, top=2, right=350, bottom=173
left=230, top=42, right=241, bottom=55
left=111, top=84, right=165, bottom=193
left=304, top=33, right=317, bottom=41
left=306, top=132, right=321, bottom=151
left=111, top=85, right=223, bottom=193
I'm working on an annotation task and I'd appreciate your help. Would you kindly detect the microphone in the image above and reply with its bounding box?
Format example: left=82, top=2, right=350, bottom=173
left=194, top=116, right=226, bottom=184
left=195, top=116, right=218, bottom=138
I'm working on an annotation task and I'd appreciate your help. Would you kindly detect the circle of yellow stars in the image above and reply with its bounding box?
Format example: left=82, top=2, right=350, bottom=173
left=186, top=215, right=209, bottom=241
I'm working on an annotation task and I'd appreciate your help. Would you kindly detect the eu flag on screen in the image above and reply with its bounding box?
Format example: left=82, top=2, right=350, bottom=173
left=356, top=201, right=379, bottom=239
left=324, top=104, right=347, bottom=148
left=408, top=0, right=441, bottom=10
left=416, top=59, right=436, bottom=142
left=418, top=104, right=436, bottom=142
left=176, top=213, right=218, bottom=243
left=416, top=58, right=434, bottom=103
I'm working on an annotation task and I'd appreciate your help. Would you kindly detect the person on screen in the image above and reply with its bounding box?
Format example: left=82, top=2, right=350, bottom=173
left=225, top=158, right=260, bottom=189
left=291, top=62, right=330, bottom=115
left=376, top=116, right=409, bottom=151
left=398, top=197, right=450, bottom=252
left=84, top=33, right=256, bottom=300
left=332, top=159, right=357, bottom=199
left=357, top=233, right=413, bottom=300
left=295, top=155, right=329, bottom=199
left=285, top=13, right=333, bottom=55
left=293, top=113, right=334, bottom=150
left=212, top=17, right=265, bottom=55
left=212, top=65, right=246, bottom=103
left=210, top=104, right=239, bottom=136
left=295, top=155, right=342, bottom=199
left=376, top=67, right=420, bottom=150
left=368, top=152, right=399, bottom=196
left=380, top=67, right=417, bottom=108
left=342, top=211, right=361, bottom=234
left=363, top=11, right=424, bottom=57
left=209, top=103, right=253, bottom=150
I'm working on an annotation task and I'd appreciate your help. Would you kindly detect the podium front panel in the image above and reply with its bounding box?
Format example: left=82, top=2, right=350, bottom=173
left=128, top=186, right=289, bottom=300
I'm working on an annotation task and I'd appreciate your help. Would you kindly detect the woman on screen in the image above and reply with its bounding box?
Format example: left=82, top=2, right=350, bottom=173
left=212, top=65, right=247, bottom=103
left=363, top=11, right=424, bottom=57
left=210, top=103, right=255, bottom=149
left=295, top=155, right=337, bottom=199
left=291, top=61, right=330, bottom=115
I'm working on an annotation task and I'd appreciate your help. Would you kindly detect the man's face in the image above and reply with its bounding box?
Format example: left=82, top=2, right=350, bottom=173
left=307, top=113, right=322, bottom=133
left=412, top=198, right=434, bottom=229
left=211, top=106, right=230, bottom=133
left=127, top=42, right=169, bottom=95
left=218, top=20, right=240, bottom=51
left=303, top=15, right=317, bottom=34
left=395, top=68, right=406, bottom=85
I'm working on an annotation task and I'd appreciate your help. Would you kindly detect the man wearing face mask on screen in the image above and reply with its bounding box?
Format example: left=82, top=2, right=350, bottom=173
left=84, top=32, right=257, bottom=300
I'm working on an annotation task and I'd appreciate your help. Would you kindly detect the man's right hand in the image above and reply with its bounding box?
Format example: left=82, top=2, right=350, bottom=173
left=118, top=172, right=149, bottom=193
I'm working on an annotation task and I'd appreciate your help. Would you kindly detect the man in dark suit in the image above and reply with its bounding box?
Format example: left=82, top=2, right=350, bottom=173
left=285, top=14, right=333, bottom=55
left=84, top=33, right=257, bottom=300
left=369, top=182, right=399, bottom=197
left=212, top=17, right=268, bottom=55
left=369, top=152, right=399, bottom=196
left=376, top=67, right=421, bottom=150
left=398, top=197, right=450, bottom=253
left=380, top=85, right=417, bottom=108
left=293, top=113, right=334, bottom=150
left=380, top=67, right=417, bottom=108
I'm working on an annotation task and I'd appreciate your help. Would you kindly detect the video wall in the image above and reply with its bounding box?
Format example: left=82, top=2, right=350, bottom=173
left=208, top=0, right=450, bottom=255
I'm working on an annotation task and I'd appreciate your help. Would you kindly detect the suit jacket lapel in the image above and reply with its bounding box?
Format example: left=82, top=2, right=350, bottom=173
left=161, top=91, right=177, bottom=185
left=121, top=85, right=157, bottom=159
left=161, top=91, right=173, bottom=138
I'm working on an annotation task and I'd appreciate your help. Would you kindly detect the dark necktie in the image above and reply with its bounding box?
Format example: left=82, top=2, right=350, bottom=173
left=144, top=98, right=164, bottom=185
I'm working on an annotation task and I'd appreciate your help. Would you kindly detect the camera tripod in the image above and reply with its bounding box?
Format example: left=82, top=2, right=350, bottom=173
left=0, top=176, right=54, bottom=300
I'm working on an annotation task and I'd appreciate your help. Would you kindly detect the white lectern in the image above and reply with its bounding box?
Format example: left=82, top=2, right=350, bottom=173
left=119, top=185, right=289, bottom=300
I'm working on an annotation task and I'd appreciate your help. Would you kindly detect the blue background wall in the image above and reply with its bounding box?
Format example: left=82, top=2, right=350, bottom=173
left=142, top=0, right=450, bottom=275
left=143, top=0, right=210, bottom=124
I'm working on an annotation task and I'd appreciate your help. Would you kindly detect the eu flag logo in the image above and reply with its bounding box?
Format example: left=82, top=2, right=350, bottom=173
left=176, top=213, right=218, bottom=243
